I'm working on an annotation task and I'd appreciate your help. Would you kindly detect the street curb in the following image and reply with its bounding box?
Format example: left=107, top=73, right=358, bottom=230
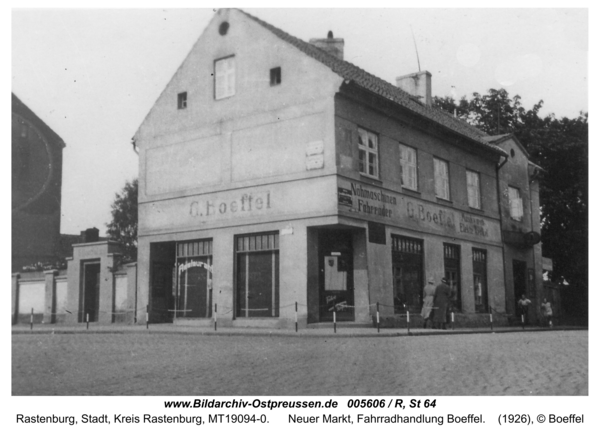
left=11, top=326, right=587, bottom=339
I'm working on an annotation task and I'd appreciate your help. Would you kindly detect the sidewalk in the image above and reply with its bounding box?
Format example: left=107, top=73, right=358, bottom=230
left=11, top=322, right=587, bottom=338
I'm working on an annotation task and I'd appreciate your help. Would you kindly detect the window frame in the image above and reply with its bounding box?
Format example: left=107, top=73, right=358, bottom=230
left=357, top=127, right=379, bottom=179
left=270, top=67, right=282, bottom=86
left=508, top=186, right=524, bottom=221
left=177, top=92, right=187, bottom=110
left=399, top=143, right=418, bottom=191
left=466, top=169, right=481, bottom=209
left=434, top=157, right=450, bottom=200
left=234, top=232, right=280, bottom=318
left=214, top=56, right=236, bottom=100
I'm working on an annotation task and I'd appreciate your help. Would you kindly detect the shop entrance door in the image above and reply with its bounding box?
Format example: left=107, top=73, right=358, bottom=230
left=80, top=261, right=100, bottom=322
left=391, top=236, right=423, bottom=314
left=176, top=257, right=212, bottom=318
left=443, top=243, right=462, bottom=312
left=319, top=230, right=354, bottom=322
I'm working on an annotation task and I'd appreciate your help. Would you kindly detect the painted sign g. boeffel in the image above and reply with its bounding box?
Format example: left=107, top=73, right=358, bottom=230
left=338, top=180, right=500, bottom=242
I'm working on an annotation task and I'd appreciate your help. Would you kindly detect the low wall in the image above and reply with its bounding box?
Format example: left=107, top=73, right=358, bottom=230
left=12, top=263, right=137, bottom=326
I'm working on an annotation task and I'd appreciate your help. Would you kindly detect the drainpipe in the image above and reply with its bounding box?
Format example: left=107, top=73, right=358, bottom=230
left=495, top=154, right=509, bottom=314
left=528, top=166, right=540, bottom=320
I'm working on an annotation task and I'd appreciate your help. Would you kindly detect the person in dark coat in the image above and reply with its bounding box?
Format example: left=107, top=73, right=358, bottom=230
left=432, top=277, right=452, bottom=329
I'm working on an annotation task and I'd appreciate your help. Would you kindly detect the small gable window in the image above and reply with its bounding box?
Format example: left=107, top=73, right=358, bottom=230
left=270, top=67, right=282, bottom=86
left=177, top=92, right=187, bottom=109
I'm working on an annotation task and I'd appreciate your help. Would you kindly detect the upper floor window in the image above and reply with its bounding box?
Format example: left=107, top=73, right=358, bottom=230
left=270, top=67, right=281, bottom=86
left=508, top=186, right=524, bottom=221
left=434, top=158, right=450, bottom=200
left=215, top=56, right=235, bottom=100
left=177, top=92, right=187, bottom=109
left=399, top=144, right=418, bottom=190
left=466, top=170, right=481, bottom=209
left=358, top=128, right=378, bottom=178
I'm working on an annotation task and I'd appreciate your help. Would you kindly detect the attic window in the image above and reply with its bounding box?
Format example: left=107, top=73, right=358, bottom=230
left=177, top=92, right=187, bottom=109
left=270, top=67, right=281, bottom=86
left=219, top=22, right=230, bottom=35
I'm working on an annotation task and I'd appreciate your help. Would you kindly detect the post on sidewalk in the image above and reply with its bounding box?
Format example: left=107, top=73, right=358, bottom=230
left=489, top=309, right=493, bottom=331
left=451, top=311, right=455, bottom=330
left=407, top=310, right=410, bottom=335
left=333, top=310, right=336, bottom=334
left=214, top=303, right=217, bottom=331
left=86, top=312, right=89, bottom=330
left=376, top=302, right=380, bottom=333
left=295, top=302, right=298, bottom=333
left=146, top=305, right=149, bottom=330
left=521, top=314, right=525, bottom=330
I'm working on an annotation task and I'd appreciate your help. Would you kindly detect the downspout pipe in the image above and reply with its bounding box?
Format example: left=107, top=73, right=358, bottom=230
left=496, top=154, right=509, bottom=314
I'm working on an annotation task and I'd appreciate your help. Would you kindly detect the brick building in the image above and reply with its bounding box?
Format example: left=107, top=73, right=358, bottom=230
left=12, top=93, right=65, bottom=272
left=132, top=9, right=543, bottom=328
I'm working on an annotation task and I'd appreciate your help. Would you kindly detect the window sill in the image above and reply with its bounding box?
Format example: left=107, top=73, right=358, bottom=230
left=359, top=174, right=382, bottom=185
left=468, top=207, right=485, bottom=214
left=401, top=188, right=421, bottom=197
left=436, top=197, right=453, bottom=205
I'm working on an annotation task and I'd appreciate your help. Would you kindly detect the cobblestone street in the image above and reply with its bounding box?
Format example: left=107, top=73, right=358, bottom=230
left=12, top=330, right=587, bottom=396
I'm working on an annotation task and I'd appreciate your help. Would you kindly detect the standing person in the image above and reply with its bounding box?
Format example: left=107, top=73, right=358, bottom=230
left=421, top=277, right=436, bottom=329
left=541, top=298, right=553, bottom=327
left=432, top=277, right=451, bottom=330
left=517, top=294, right=532, bottom=325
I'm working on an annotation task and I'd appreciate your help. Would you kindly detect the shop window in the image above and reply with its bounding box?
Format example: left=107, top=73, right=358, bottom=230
left=472, top=248, right=488, bottom=313
left=215, top=56, right=235, bottom=100
left=466, top=170, right=481, bottom=209
left=443, top=243, right=461, bottom=311
left=358, top=127, right=379, bottom=178
left=434, top=158, right=450, bottom=200
left=174, top=239, right=213, bottom=319
left=399, top=144, right=418, bottom=190
left=270, top=67, right=281, bottom=86
left=177, top=92, right=187, bottom=109
left=508, top=186, right=523, bottom=221
left=391, top=235, right=423, bottom=314
left=235, top=232, right=279, bottom=318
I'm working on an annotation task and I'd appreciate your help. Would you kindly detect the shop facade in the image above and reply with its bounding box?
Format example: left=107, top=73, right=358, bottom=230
left=133, top=9, right=542, bottom=328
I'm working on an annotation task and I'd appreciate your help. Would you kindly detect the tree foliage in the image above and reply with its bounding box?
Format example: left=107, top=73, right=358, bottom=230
left=434, top=90, right=588, bottom=295
left=106, top=178, right=138, bottom=262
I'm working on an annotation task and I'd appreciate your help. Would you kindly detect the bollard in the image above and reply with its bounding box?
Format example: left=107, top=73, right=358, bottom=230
left=521, top=314, right=525, bottom=330
left=295, top=302, right=298, bottom=333
left=407, top=310, right=410, bottom=334
left=30, top=308, right=33, bottom=331
left=489, top=312, right=493, bottom=331
left=214, top=303, right=217, bottom=331
left=451, top=312, right=455, bottom=330
left=86, top=313, right=89, bottom=330
left=333, top=311, right=337, bottom=334
left=376, top=302, right=380, bottom=333
left=146, top=305, right=149, bottom=330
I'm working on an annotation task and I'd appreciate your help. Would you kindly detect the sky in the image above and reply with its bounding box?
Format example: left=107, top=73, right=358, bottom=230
left=11, top=7, right=588, bottom=236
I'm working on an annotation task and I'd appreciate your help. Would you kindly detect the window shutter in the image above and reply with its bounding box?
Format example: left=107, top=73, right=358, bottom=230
left=225, top=58, right=235, bottom=96
left=215, top=60, right=226, bottom=100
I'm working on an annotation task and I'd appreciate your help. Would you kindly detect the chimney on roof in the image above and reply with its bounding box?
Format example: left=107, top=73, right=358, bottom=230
left=396, top=71, right=432, bottom=107
left=80, top=227, right=99, bottom=243
left=309, top=31, right=344, bottom=60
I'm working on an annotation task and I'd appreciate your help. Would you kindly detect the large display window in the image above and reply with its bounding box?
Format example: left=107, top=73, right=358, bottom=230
left=235, top=233, right=280, bottom=318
